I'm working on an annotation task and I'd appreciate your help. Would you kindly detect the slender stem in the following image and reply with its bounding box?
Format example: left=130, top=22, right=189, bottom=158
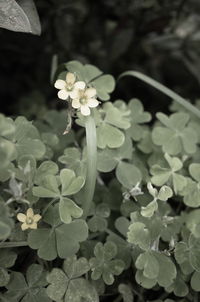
left=82, top=114, right=97, bottom=218
left=0, top=241, right=28, bottom=248
left=119, top=71, right=200, bottom=119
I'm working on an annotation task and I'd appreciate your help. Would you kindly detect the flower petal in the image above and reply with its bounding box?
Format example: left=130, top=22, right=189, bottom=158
left=88, top=98, right=99, bottom=108
left=66, top=72, right=76, bottom=84
left=33, top=214, right=42, bottom=223
left=27, top=208, right=34, bottom=218
left=21, top=223, right=29, bottom=231
left=54, top=79, right=66, bottom=90
left=58, top=89, right=69, bottom=100
left=30, top=222, right=38, bottom=230
left=17, top=213, right=26, bottom=223
left=69, top=89, right=79, bottom=99
left=74, top=81, right=86, bottom=90
left=85, top=88, right=96, bottom=98
left=81, top=105, right=90, bottom=116
left=72, top=99, right=81, bottom=109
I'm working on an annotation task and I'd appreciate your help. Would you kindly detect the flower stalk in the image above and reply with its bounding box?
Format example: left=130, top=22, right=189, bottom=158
left=82, top=113, right=97, bottom=218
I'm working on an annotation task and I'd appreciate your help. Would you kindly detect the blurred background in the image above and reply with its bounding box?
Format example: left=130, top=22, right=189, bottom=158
left=1, top=0, right=200, bottom=117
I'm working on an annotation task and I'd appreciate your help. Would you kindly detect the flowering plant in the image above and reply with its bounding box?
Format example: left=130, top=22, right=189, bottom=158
left=1, top=60, right=200, bottom=302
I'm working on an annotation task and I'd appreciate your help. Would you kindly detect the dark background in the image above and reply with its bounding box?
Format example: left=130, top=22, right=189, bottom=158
left=1, top=0, right=200, bottom=116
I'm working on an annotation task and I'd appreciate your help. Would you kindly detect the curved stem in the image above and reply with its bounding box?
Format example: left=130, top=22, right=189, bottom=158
left=82, top=114, right=97, bottom=218
left=119, top=71, right=200, bottom=119
left=0, top=241, right=28, bottom=248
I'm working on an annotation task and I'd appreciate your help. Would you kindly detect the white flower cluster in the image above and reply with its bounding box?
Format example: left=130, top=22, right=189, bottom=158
left=54, top=72, right=99, bottom=116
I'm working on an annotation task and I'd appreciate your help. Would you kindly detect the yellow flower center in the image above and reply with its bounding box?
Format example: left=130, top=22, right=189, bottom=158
left=66, top=83, right=73, bottom=91
left=80, top=97, right=87, bottom=105
left=26, top=217, right=33, bottom=225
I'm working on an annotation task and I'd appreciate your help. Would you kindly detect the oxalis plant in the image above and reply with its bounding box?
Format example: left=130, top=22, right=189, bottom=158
left=1, top=60, right=200, bottom=302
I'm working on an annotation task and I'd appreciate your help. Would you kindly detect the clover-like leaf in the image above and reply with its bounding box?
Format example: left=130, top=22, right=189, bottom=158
left=150, top=153, right=186, bottom=193
left=97, top=123, right=125, bottom=149
left=118, top=283, right=134, bottom=302
left=33, top=169, right=84, bottom=223
left=90, top=242, right=125, bottom=285
left=59, top=197, right=83, bottom=224
left=0, top=249, right=17, bottom=287
left=141, top=200, right=158, bottom=218
left=58, top=147, right=86, bottom=177
left=116, top=162, right=142, bottom=190
left=4, top=264, right=50, bottom=302
left=28, top=205, right=88, bottom=260
left=127, top=99, right=151, bottom=141
left=46, top=256, right=99, bottom=302
left=127, top=222, right=150, bottom=251
left=97, top=136, right=132, bottom=173
left=152, top=112, right=198, bottom=155
left=135, top=251, right=176, bottom=289
left=65, top=60, right=115, bottom=101
left=0, top=203, right=14, bottom=240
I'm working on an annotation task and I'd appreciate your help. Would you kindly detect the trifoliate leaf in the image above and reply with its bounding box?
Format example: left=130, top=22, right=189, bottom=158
left=4, top=264, right=50, bottom=302
left=28, top=205, right=88, bottom=260
left=127, top=99, right=151, bottom=141
left=152, top=112, right=198, bottom=155
left=90, top=242, right=125, bottom=285
left=46, top=256, right=98, bottom=302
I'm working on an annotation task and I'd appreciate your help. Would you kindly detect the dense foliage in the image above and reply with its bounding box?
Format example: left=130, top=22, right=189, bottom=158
left=0, top=59, right=200, bottom=302
left=1, top=1, right=200, bottom=302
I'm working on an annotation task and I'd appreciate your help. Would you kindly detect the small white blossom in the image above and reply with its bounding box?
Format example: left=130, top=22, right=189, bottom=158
left=54, top=72, right=86, bottom=100
left=17, top=208, right=41, bottom=231
left=71, top=87, right=99, bottom=116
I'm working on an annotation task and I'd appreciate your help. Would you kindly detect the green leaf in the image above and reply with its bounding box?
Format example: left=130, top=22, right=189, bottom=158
left=188, top=234, right=200, bottom=271
left=46, top=256, right=98, bottom=302
left=0, top=268, right=10, bottom=287
left=141, top=200, right=158, bottom=218
left=97, top=123, right=125, bottom=149
left=118, top=284, right=134, bottom=302
left=91, top=75, right=115, bottom=101
left=34, top=161, right=58, bottom=185
left=116, top=162, right=142, bottom=189
left=4, top=264, right=50, bottom=302
left=189, top=163, right=200, bottom=182
left=33, top=175, right=60, bottom=198
left=152, top=112, right=198, bottom=155
left=103, top=102, right=131, bottom=129
left=60, top=169, right=85, bottom=196
left=90, top=242, right=125, bottom=285
left=191, top=271, right=200, bottom=291
left=135, top=270, right=157, bottom=289
left=0, top=0, right=41, bottom=35
left=135, top=251, right=159, bottom=279
left=59, top=197, right=83, bottom=224
left=154, top=252, right=177, bottom=287
left=127, top=222, right=150, bottom=250
left=28, top=205, right=88, bottom=260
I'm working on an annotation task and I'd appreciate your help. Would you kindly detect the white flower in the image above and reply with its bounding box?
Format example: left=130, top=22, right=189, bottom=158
left=71, top=87, right=99, bottom=116
left=17, top=208, right=41, bottom=231
left=54, top=72, right=86, bottom=100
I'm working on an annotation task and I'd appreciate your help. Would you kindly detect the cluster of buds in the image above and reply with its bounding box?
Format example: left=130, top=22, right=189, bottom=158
left=54, top=72, right=99, bottom=116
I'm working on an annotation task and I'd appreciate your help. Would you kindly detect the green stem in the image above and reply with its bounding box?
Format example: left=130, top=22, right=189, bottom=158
left=0, top=241, right=28, bottom=248
left=82, top=114, right=97, bottom=218
left=119, top=71, right=200, bottom=119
